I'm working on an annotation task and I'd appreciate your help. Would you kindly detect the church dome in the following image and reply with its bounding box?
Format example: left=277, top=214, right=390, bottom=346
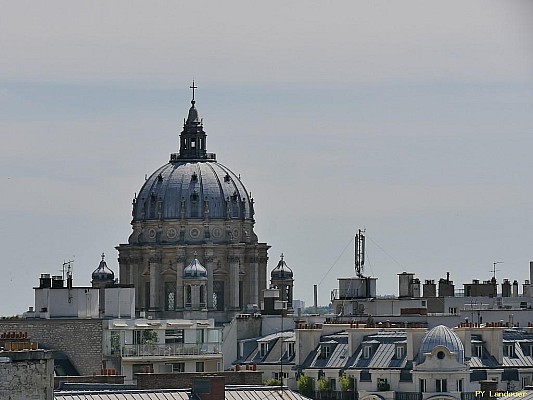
left=183, top=256, right=208, bottom=278
left=271, top=254, right=293, bottom=280
left=417, top=325, right=465, bottom=364
left=92, top=253, right=115, bottom=282
left=131, top=89, right=254, bottom=223
left=133, top=162, right=254, bottom=221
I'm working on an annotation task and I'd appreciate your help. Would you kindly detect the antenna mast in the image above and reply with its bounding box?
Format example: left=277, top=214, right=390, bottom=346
left=491, top=261, right=503, bottom=281
left=355, top=229, right=366, bottom=278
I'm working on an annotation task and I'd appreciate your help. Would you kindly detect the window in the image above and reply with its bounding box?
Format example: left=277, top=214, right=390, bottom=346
left=134, top=330, right=158, bottom=345
left=473, top=345, right=483, bottom=358
left=260, top=343, right=269, bottom=357
left=522, top=376, right=530, bottom=389
left=200, top=285, right=206, bottom=307
left=213, top=281, right=225, bottom=311
left=505, top=344, right=516, bottom=357
left=421, top=300, right=427, bottom=307
left=196, top=362, right=204, bottom=372
left=165, top=282, right=176, bottom=311
left=165, top=329, right=184, bottom=344
left=330, top=378, right=336, bottom=391
left=321, top=345, right=331, bottom=359
left=274, top=372, right=289, bottom=380
left=169, top=362, right=185, bottom=372
left=110, top=331, right=121, bottom=355
left=288, top=342, right=295, bottom=357
left=436, top=379, right=447, bottom=392
left=457, top=379, right=463, bottom=392
left=186, top=285, right=192, bottom=306
left=196, top=329, right=205, bottom=344
left=419, top=379, right=426, bottom=393
left=396, top=346, right=405, bottom=359
left=363, top=345, right=371, bottom=359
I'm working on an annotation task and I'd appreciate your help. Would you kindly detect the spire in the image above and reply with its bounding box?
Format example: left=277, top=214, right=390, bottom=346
left=186, top=80, right=200, bottom=125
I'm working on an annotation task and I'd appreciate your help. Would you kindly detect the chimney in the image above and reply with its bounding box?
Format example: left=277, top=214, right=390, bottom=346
left=192, top=376, right=225, bottom=400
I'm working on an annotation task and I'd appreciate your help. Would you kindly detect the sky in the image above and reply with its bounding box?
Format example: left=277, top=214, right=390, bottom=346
left=1, top=1, right=533, bottom=316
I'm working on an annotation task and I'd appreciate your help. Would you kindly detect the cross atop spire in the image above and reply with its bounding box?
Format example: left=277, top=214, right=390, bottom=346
left=101, top=252, right=105, bottom=261
left=280, top=253, right=284, bottom=261
left=190, top=80, right=197, bottom=103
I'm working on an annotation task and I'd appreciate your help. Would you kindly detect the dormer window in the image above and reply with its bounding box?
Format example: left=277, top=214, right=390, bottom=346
left=363, top=345, right=372, bottom=359
left=504, top=344, right=516, bottom=358
left=288, top=342, right=295, bottom=357
left=396, top=345, right=405, bottom=359
left=321, top=345, right=331, bottom=359
left=260, top=342, right=269, bottom=357
left=473, top=345, right=483, bottom=358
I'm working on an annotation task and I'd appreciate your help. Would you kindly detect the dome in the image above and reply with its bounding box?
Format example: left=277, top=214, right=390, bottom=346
left=417, top=325, right=465, bottom=364
left=183, top=256, right=208, bottom=278
left=133, top=162, right=254, bottom=221
left=131, top=92, right=254, bottom=223
left=92, top=253, right=115, bottom=282
left=271, top=254, right=293, bottom=280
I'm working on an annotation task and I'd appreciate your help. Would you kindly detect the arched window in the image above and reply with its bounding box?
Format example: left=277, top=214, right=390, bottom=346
left=186, top=285, right=192, bottom=306
left=200, top=285, right=206, bottom=307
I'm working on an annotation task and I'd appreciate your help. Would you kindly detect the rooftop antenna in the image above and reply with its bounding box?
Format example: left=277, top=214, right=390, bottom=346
left=355, top=229, right=366, bottom=278
left=62, top=259, right=74, bottom=303
left=491, top=261, right=503, bottom=281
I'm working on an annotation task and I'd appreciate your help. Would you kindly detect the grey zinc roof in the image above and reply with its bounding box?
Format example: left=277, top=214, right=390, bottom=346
left=55, top=391, right=190, bottom=400
left=133, top=161, right=254, bottom=222
left=55, top=388, right=311, bottom=400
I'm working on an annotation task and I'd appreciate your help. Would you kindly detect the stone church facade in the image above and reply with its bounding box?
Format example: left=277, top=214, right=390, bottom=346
left=116, top=86, right=269, bottom=323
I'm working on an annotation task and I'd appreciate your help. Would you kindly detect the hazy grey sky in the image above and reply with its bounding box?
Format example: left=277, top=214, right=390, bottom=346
left=1, top=1, right=533, bottom=316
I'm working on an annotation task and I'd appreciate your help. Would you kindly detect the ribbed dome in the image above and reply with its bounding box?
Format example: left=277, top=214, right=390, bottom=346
left=132, top=91, right=254, bottom=223
left=92, top=253, right=115, bottom=282
left=183, top=257, right=208, bottom=278
left=271, top=254, right=293, bottom=279
left=417, top=325, right=464, bottom=364
left=133, top=162, right=254, bottom=221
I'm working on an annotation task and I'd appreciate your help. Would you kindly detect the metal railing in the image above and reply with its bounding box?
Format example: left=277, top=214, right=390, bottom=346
left=121, top=342, right=221, bottom=358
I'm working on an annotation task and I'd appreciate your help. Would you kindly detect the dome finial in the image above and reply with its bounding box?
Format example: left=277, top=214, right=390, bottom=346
left=280, top=253, right=284, bottom=261
left=190, top=80, right=197, bottom=105
left=101, top=252, right=105, bottom=261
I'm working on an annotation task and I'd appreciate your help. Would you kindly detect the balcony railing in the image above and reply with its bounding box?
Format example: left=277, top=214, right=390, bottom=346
left=461, top=393, right=477, bottom=400
left=121, top=342, right=221, bottom=358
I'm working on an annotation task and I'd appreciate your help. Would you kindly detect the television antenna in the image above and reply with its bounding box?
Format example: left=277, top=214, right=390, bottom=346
left=491, top=261, right=503, bottom=281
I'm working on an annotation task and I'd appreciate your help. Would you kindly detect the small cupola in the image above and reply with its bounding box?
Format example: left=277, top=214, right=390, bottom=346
left=183, top=253, right=208, bottom=279
left=271, top=253, right=293, bottom=280
left=91, top=253, right=115, bottom=286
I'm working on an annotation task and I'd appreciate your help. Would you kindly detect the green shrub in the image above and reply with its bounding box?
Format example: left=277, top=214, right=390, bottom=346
left=317, top=378, right=329, bottom=392
left=297, top=374, right=313, bottom=396
left=339, top=375, right=352, bottom=391
left=264, top=378, right=281, bottom=386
